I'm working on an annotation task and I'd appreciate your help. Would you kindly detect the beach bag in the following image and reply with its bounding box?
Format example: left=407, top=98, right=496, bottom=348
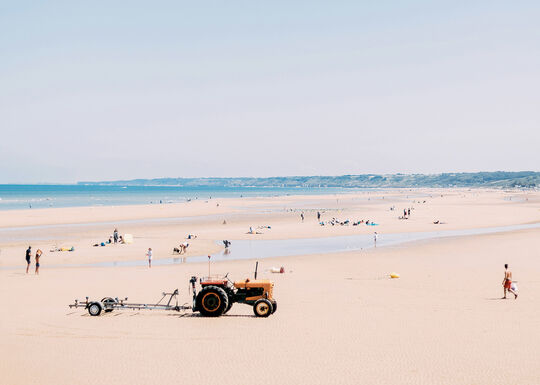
left=511, top=282, right=518, bottom=292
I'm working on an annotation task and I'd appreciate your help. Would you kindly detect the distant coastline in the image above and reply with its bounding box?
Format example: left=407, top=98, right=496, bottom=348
left=79, top=171, right=540, bottom=189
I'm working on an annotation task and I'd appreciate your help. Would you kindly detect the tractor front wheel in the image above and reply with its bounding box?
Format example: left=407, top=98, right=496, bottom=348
left=253, top=299, right=273, bottom=317
left=196, top=286, right=229, bottom=317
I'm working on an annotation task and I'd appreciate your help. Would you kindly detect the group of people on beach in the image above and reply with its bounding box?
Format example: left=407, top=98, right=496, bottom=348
left=173, top=242, right=190, bottom=255
left=25, top=246, right=42, bottom=274
left=398, top=208, right=412, bottom=219
left=300, top=211, right=322, bottom=222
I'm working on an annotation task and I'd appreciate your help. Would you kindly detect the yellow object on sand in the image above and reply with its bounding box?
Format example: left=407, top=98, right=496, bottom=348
left=60, top=247, right=70, bottom=252
left=390, top=272, right=400, bottom=279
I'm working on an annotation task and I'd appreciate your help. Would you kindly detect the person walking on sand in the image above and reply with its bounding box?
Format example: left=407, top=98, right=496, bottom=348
left=374, top=232, right=378, bottom=247
left=35, top=249, right=42, bottom=275
left=146, top=248, right=153, bottom=268
left=502, top=264, right=517, bottom=299
left=25, top=246, right=32, bottom=274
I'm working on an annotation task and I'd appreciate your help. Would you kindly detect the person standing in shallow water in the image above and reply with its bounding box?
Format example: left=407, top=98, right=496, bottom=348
left=301, top=213, right=304, bottom=222
left=25, top=246, right=32, bottom=274
left=502, top=264, right=517, bottom=299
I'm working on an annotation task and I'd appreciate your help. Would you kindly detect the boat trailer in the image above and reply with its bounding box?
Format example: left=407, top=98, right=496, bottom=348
left=69, top=289, right=191, bottom=316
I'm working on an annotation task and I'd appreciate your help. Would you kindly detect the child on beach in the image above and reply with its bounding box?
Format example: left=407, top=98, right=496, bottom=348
left=35, top=249, right=42, bottom=274
left=146, top=248, right=152, bottom=268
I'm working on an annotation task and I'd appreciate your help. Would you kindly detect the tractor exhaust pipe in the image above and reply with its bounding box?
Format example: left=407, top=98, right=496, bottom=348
left=254, top=261, right=258, bottom=279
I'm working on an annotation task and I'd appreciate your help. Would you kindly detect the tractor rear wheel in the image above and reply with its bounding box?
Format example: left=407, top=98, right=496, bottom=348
left=223, top=298, right=234, bottom=314
left=222, top=289, right=234, bottom=314
left=253, top=299, right=273, bottom=317
left=88, top=302, right=102, bottom=316
left=271, top=301, right=277, bottom=314
left=196, top=286, right=229, bottom=317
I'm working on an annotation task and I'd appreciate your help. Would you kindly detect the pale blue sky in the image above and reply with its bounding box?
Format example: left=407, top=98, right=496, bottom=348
left=1, top=1, right=539, bottom=183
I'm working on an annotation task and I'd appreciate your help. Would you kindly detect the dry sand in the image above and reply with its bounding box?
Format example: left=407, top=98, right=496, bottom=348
left=1, top=189, right=540, bottom=384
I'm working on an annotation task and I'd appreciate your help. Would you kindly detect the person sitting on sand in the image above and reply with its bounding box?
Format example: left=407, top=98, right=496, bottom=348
left=35, top=249, right=42, bottom=275
left=502, top=264, right=517, bottom=299
left=179, top=242, right=189, bottom=254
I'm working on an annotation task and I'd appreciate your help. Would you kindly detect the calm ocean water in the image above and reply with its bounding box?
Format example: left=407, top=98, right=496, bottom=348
left=0, top=185, right=356, bottom=211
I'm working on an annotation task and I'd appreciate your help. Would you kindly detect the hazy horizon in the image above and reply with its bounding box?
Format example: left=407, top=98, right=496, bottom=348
left=2, top=2, right=539, bottom=184
left=0, top=170, right=534, bottom=186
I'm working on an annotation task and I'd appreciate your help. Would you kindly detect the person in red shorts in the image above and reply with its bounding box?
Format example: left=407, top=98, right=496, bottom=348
left=502, top=264, right=517, bottom=299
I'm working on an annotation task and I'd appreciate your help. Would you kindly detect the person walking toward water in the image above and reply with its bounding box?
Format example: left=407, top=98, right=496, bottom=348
left=374, top=232, right=378, bottom=247
left=25, top=246, right=32, bottom=274
left=35, top=249, right=42, bottom=275
left=146, top=248, right=153, bottom=268
left=502, top=264, right=517, bottom=299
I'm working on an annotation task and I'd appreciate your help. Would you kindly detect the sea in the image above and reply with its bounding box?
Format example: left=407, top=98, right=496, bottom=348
left=0, top=185, right=357, bottom=211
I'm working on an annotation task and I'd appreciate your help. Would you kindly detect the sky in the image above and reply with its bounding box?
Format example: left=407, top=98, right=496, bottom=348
left=1, top=1, right=539, bottom=183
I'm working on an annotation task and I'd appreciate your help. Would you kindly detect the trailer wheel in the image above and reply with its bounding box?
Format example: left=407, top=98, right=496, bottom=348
left=253, top=299, right=273, bottom=317
left=88, top=302, right=102, bottom=316
left=102, top=297, right=115, bottom=313
left=196, top=286, right=229, bottom=317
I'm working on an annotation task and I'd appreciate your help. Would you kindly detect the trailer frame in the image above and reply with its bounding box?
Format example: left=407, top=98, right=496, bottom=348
left=69, top=289, right=191, bottom=316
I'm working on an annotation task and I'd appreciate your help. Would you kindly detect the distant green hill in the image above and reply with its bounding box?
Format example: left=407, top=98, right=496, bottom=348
left=79, top=172, right=540, bottom=188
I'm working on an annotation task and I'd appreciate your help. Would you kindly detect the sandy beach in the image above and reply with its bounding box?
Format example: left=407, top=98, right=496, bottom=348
left=1, top=189, right=540, bottom=384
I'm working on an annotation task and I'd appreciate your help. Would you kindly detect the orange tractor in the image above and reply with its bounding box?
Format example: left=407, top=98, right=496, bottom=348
left=191, top=263, right=277, bottom=317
